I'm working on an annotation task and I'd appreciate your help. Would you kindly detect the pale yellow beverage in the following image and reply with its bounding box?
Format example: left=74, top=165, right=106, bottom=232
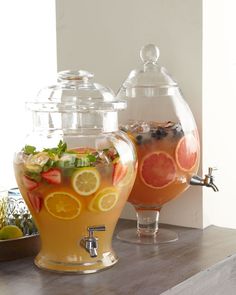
left=14, top=141, right=136, bottom=273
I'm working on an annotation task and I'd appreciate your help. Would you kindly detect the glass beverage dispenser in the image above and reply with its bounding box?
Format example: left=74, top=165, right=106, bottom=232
left=117, top=44, right=218, bottom=244
left=13, top=70, right=137, bottom=273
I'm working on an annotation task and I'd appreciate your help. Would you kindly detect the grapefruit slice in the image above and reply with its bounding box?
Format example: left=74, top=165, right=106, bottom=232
left=112, top=162, right=128, bottom=186
left=175, top=133, right=198, bottom=171
left=140, top=151, right=176, bottom=189
left=117, top=164, right=135, bottom=187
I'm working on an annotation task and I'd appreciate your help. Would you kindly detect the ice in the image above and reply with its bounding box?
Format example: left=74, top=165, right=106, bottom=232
left=26, top=153, right=49, bottom=166
left=98, top=150, right=111, bottom=165
left=120, top=120, right=151, bottom=134
left=140, top=122, right=150, bottom=133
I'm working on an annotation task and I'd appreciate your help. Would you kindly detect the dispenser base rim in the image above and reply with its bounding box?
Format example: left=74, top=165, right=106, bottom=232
left=34, top=251, right=118, bottom=274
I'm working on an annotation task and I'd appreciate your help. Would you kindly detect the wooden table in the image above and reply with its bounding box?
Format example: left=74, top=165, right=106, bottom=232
left=1, top=219, right=236, bottom=295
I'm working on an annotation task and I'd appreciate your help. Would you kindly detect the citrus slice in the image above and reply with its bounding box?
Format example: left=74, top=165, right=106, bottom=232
left=88, top=187, right=119, bottom=212
left=0, top=225, right=23, bottom=240
left=70, top=147, right=96, bottom=154
left=117, top=164, right=135, bottom=187
left=175, top=133, right=198, bottom=171
left=45, top=192, right=81, bottom=220
left=72, top=167, right=100, bottom=196
left=112, top=162, right=128, bottom=186
left=140, top=151, right=176, bottom=189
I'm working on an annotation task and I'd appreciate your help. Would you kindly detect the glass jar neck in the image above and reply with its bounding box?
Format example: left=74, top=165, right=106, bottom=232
left=32, top=111, right=118, bottom=133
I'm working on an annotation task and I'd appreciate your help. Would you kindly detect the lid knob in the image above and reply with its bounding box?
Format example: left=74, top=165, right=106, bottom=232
left=57, top=70, right=94, bottom=82
left=140, top=44, right=160, bottom=64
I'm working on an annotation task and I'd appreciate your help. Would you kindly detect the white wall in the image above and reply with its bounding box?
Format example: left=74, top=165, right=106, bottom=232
left=0, top=1, right=57, bottom=188
left=202, top=0, right=236, bottom=228
left=56, top=0, right=203, bottom=228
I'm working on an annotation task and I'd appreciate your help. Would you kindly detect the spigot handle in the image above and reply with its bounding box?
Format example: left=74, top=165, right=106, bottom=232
left=88, top=225, right=106, bottom=232
left=208, top=167, right=217, bottom=176
left=87, top=225, right=106, bottom=238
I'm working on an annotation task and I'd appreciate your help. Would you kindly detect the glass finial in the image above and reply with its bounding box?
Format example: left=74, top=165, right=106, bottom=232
left=140, top=44, right=160, bottom=64
left=57, top=70, right=94, bottom=82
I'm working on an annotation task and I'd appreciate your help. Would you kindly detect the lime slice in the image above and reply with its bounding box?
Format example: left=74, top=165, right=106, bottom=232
left=0, top=225, right=23, bottom=240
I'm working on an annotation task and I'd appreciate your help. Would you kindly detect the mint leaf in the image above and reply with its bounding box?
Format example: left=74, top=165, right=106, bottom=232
left=58, top=140, right=67, bottom=153
left=75, top=157, right=90, bottom=167
left=43, top=159, right=56, bottom=172
left=103, top=148, right=109, bottom=152
left=87, top=154, right=96, bottom=163
left=43, top=140, right=67, bottom=158
left=23, top=145, right=37, bottom=155
left=24, top=171, right=42, bottom=182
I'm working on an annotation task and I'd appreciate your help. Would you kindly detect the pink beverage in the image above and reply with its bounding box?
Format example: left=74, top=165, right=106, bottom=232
left=122, top=121, right=199, bottom=208
left=116, top=45, right=201, bottom=244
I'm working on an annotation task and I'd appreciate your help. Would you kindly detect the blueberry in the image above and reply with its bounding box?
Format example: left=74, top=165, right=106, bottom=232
left=136, top=135, right=143, bottom=144
left=155, top=127, right=167, bottom=139
left=151, top=132, right=156, bottom=138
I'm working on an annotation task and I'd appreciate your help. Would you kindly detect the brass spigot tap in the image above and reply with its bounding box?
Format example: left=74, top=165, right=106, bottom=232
left=80, top=225, right=106, bottom=258
left=190, top=167, right=219, bottom=192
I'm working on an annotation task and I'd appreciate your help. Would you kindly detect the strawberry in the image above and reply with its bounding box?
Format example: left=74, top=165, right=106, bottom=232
left=112, top=162, right=128, bottom=186
left=42, top=168, right=61, bottom=184
left=22, top=175, right=39, bottom=191
left=27, top=191, right=42, bottom=213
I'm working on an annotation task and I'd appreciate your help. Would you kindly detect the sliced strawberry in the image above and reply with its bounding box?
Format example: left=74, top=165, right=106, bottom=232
left=112, top=162, right=128, bottom=186
left=27, top=191, right=42, bottom=213
left=22, top=175, right=39, bottom=191
left=42, top=168, right=61, bottom=184
left=107, top=150, right=115, bottom=160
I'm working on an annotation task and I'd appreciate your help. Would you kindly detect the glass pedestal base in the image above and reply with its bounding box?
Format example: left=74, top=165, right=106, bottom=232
left=34, top=251, right=118, bottom=274
left=116, top=228, right=178, bottom=244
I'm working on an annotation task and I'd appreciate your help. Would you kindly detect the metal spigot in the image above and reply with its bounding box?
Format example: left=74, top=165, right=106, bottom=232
left=80, top=225, right=106, bottom=258
left=190, top=167, right=219, bottom=192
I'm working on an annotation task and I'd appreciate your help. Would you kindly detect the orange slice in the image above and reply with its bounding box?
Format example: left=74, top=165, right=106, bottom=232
left=88, top=187, right=119, bottom=212
left=140, top=151, right=176, bottom=189
left=45, top=192, right=81, bottom=220
left=72, top=167, right=100, bottom=196
left=175, top=133, right=198, bottom=171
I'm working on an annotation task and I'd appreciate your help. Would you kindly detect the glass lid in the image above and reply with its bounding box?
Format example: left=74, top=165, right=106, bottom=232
left=117, top=44, right=178, bottom=97
left=27, top=70, right=126, bottom=112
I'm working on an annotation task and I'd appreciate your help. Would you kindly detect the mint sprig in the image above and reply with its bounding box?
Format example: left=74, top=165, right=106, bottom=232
left=86, top=154, right=96, bottom=163
left=43, top=140, right=67, bottom=158
left=23, top=145, right=37, bottom=155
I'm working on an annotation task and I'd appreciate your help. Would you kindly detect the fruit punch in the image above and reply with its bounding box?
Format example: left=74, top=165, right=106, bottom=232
left=121, top=121, right=200, bottom=209
left=14, top=137, right=136, bottom=273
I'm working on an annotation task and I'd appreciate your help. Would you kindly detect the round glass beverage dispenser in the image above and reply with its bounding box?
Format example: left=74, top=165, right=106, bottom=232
left=13, top=70, right=137, bottom=273
left=116, top=44, right=201, bottom=244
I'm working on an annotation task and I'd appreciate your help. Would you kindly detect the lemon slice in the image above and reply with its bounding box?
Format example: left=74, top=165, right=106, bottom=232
left=45, top=192, right=81, bottom=220
left=89, top=187, right=119, bottom=212
left=72, top=167, right=100, bottom=196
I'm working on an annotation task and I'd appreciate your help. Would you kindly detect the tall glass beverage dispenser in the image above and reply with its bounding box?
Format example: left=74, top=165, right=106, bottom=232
left=14, top=70, right=137, bottom=273
left=117, top=44, right=204, bottom=244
